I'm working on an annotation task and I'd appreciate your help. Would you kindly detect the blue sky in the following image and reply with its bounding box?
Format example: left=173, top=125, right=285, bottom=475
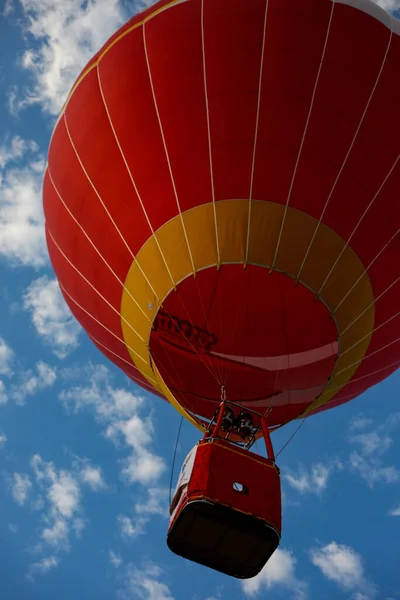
left=1, top=1, right=400, bottom=599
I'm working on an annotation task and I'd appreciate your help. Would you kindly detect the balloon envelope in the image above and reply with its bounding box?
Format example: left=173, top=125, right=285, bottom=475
left=44, top=0, right=400, bottom=429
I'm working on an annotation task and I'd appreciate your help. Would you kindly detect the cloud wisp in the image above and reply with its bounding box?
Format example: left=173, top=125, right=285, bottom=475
left=27, top=555, right=59, bottom=579
left=310, top=541, right=377, bottom=599
left=0, top=336, right=14, bottom=405
left=59, top=364, right=166, bottom=490
left=283, top=460, right=342, bottom=496
left=242, top=548, right=307, bottom=600
left=0, top=336, right=14, bottom=377
left=11, top=472, right=33, bottom=506
left=120, top=562, right=175, bottom=600
left=59, top=364, right=168, bottom=541
left=388, top=505, right=400, bottom=516
left=0, top=136, right=47, bottom=267
left=23, top=276, right=81, bottom=359
left=109, top=550, right=122, bottom=569
left=347, top=414, right=400, bottom=488
left=13, top=0, right=129, bottom=116
left=23, top=453, right=106, bottom=577
left=9, top=361, right=56, bottom=405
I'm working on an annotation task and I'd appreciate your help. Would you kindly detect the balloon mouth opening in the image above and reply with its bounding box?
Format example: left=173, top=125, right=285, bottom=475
left=149, top=264, right=339, bottom=425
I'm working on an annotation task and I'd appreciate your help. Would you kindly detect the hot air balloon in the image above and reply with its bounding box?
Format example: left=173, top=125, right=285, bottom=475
left=43, top=0, right=400, bottom=579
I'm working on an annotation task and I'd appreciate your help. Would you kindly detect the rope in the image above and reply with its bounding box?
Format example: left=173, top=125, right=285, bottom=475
left=271, top=1, right=335, bottom=270
left=169, top=415, right=184, bottom=506
left=143, top=21, right=196, bottom=276
left=333, top=227, right=400, bottom=315
left=275, top=417, right=307, bottom=459
left=201, top=0, right=221, bottom=267
left=245, top=0, right=269, bottom=264
left=295, top=16, right=393, bottom=284
left=223, top=263, right=249, bottom=388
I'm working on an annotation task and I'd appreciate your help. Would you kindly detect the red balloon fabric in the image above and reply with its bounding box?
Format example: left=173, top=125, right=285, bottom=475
left=44, top=0, right=400, bottom=429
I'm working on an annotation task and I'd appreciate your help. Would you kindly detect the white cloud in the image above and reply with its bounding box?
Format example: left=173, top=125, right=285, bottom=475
left=72, top=517, right=86, bottom=537
left=0, top=336, right=14, bottom=375
left=48, top=471, right=80, bottom=518
left=59, top=367, right=166, bottom=543
left=15, top=0, right=129, bottom=116
left=117, top=514, right=146, bottom=539
left=11, top=472, right=33, bottom=506
left=385, top=412, right=400, bottom=429
left=349, top=416, right=374, bottom=432
left=116, top=487, right=168, bottom=543
left=0, top=431, right=7, bottom=447
left=0, top=337, right=13, bottom=405
left=349, top=451, right=399, bottom=487
left=42, top=518, right=69, bottom=548
left=2, top=0, right=14, bottom=16
left=60, top=366, right=143, bottom=420
left=0, top=379, right=8, bottom=404
left=284, top=461, right=339, bottom=495
left=32, top=496, right=45, bottom=511
left=34, top=462, right=81, bottom=551
left=0, top=136, right=38, bottom=169
left=105, top=414, right=166, bottom=486
left=27, top=555, right=58, bottom=579
left=310, top=542, right=376, bottom=597
left=10, top=361, right=56, bottom=404
left=388, top=505, right=400, bottom=516
left=109, top=550, right=122, bottom=569
left=7, top=88, right=19, bottom=118
left=0, top=380, right=7, bottom=404
left=60, top=365, right=166, bottom=487
left=0, top=340, right=55, bottom=406
left=242, top=548, right=307, bottom=599
left=28, top=453, right=103, bottom=560
left=350, top=431, right=392, bottom=456
left=79, top=464, right=106, bottom=491
left=23, top=276, right=81, bottom=358
left=120, top=447, right=166, bottom=487
left=31, top=453, right=56, bottom=481
left=122, top=563, right=174, bottom=600
left=0, top=136, right=47, bottom=267
left=38, top=362, right=57, bottom=385
left=134, top=487, right=169, bottom=517
left=348, top=417, right=400, bottom=487
left=108, top=413, right=153, bottom=450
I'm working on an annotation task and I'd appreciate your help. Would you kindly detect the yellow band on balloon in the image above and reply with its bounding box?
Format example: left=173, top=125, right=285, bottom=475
left=120, top=199, right=375, bottom=424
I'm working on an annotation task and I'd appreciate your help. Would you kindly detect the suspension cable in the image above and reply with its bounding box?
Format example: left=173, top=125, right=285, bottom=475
left=275, top=417, right=307, bottom=459
left=168, top=415, right=184, bottom=506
